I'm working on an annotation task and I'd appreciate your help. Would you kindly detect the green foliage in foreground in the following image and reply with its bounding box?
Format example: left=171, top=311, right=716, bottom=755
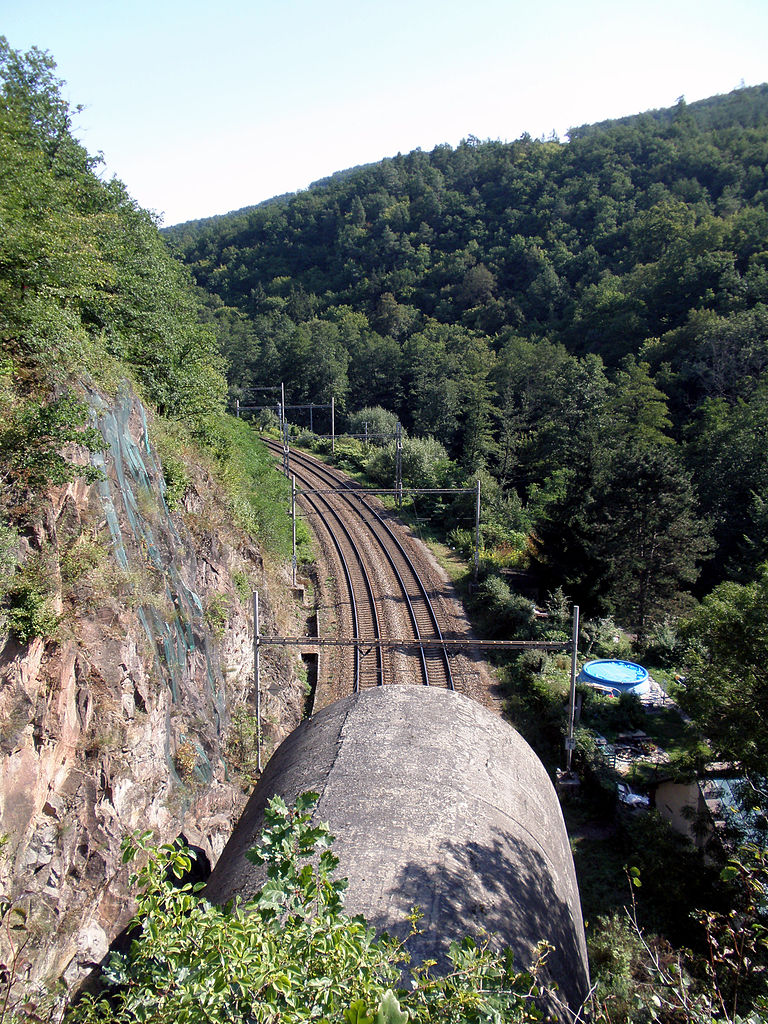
left=68, top=793, right=549, bottom=1024
left=587, top=845, right=768, bottom=1024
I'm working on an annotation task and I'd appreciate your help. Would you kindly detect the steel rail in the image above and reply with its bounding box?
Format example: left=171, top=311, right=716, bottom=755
left=268, top=441, right=434, bottom=686
left=325, top=457, right=455, bottom=690
left=294, top=469, right=383, bottom=691
left=266, top=439, right=453, bottom=689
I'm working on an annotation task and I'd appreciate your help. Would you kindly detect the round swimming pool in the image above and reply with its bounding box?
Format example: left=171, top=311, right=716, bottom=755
left=579, top=659, right=650, bottom=696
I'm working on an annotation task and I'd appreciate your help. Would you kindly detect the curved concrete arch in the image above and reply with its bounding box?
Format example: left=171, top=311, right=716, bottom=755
left=206, top=688, right=589, bottom=1013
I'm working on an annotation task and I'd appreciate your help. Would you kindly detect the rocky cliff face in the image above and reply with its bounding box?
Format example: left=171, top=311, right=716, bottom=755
left=0, top=387, right=306, bottom=1001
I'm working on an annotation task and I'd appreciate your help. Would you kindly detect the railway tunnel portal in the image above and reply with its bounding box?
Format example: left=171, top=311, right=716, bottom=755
left=205, top=686, right=589, bottom=1015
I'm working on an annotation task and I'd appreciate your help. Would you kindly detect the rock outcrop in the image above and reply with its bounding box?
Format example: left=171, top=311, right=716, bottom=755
left=0, top=387, right=305, bottom=999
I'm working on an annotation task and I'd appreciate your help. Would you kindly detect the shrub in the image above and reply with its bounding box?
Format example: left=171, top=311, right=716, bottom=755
left=365, top=436, right=456, bottom=490
left=4, top=555, right=59, bottom=643
left=475, top=573, right=537, bottom=640
left=639, top=617, right=681, bottom=667
left=173, top=741, right=198, bottom=780
left=346, top=406, right=399, bottom=445
left=0, top=393, right=106, bottom=504
left=204, top=592, right=229, bottom=638
left=68, top=793, right=548, bottom=1024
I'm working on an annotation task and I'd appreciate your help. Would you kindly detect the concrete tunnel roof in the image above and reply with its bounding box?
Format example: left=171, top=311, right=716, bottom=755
left=205, top=687, right=589, bottom=1012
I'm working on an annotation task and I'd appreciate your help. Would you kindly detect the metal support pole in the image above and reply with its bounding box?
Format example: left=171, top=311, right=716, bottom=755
left=364, top=421, right=368, bottom=444
left=309, top=403, right=314, bottom=433
left=474, top=477, right=481, bottom=581
left=283, top=420, right=290, bottom=477
left=253, top=591, right=262, bottom=773
left=566, top=604, right=580, bottom=773
left=236, top=398, right=240, bottom=418
left=395, top=421, right=403, bottom=509
left=291, top=475, right=297, bottom=586
left=331, top=396, right=335, bottom=455
left=281, top=382, right=285, bottom=431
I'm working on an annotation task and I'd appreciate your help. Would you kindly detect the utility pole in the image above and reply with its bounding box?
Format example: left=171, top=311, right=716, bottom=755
left=236, top=398, right=240, bottom=418
left=291, top=475, right=297, bottom=586
left=253, top=591, right=262, bottom=773
left=565, top=605, right=580, bottom=773
left=474, top=477, right=481, bottom=581
left=282, top=419, right=290, bottom=476
left=331, top=396, right=335, bottom=456
left=395, top=421, right=403, bottom=509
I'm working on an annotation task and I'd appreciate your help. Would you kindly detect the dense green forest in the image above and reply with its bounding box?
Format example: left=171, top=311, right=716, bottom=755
left=166, top=84, right=768, bottom=631
left=164, top=96, right=768, bottom=1021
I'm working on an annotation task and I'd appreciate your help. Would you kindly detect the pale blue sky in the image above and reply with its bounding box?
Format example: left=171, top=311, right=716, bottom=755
left=3, top=0, right=767, bottom=225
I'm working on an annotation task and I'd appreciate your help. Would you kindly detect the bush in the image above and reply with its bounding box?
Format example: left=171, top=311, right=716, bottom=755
left=0, top=393, right=106, bottom=503
left=68, top=793, right=548, bottom=1024
left=474, top=573, right=537, bottom=640
left=639, top=617, right=681, bottom=667
left=582, top=617, right=634, bottom=660
left=4, top=555, right=60, bottom=643
left=587, top=912, right=657, bottom=1024
left=365, top=436, right=456, bottom=490
left=346, top=406, right=399, bottom=445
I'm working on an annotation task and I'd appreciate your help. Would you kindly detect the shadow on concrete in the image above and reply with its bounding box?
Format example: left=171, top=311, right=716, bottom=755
left=365, top=826, right=588, bottom=1014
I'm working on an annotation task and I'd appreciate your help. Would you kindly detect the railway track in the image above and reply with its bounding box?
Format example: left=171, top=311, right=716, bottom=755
left=263, top=438, right=454, bottom=691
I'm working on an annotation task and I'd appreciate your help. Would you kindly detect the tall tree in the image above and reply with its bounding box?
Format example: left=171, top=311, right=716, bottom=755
left=587, top=445, right=712, bottom=639
left=680, top=567, right=768, bottom=776
left=606, top=355, right=673, bottom=449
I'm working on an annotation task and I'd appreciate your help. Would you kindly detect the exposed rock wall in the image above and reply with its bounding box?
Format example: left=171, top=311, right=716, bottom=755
left=0, top=387, right=305, bottom=997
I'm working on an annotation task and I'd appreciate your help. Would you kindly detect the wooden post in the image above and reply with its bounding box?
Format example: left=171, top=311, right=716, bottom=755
left=566, top=605, right=580, bottom=773
left=253, top=591, right=262, bottom=773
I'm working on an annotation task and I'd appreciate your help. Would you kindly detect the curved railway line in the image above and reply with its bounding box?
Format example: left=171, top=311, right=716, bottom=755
left=262, top=438, right=457, bottom=693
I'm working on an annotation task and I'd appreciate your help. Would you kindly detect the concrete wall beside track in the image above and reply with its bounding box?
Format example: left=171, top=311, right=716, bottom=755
left=205, top=687, right=589, bottom=1014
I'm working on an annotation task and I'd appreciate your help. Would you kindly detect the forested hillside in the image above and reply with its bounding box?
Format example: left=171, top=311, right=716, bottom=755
left=166, top=84, right=768, bottom=630
left=0, top=39, right=308, bottom=1003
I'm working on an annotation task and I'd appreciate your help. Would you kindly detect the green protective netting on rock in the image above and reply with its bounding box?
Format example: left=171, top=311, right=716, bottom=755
left=88, top=389, right=224, bottom=732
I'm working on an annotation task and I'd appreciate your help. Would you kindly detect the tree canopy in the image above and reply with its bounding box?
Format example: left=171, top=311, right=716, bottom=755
left=679, top=567, right=768, bottom=776
left=166, top=84, right=768, bottom=623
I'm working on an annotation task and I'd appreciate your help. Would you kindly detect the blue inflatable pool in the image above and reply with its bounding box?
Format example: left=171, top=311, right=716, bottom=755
left=578, top=659, right=650, bottom=696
